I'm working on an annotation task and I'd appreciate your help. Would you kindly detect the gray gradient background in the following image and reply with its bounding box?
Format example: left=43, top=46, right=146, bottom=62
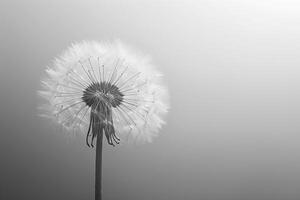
left=1, top=0, right=300, bottom=199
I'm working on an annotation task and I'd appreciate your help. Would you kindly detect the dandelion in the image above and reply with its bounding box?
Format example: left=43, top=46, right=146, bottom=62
left=38, top=41, right=169, bottom=200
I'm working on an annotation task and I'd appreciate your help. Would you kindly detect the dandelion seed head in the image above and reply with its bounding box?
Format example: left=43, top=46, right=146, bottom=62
left=39, top=40, right=169, bottom=145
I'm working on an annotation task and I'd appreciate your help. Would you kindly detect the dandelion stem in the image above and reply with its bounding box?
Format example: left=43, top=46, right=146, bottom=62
left=95, top=128, right=103, bottom=200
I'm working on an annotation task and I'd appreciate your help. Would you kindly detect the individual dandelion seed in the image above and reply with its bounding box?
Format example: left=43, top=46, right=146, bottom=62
left=38, top=40, right=169, bottom=200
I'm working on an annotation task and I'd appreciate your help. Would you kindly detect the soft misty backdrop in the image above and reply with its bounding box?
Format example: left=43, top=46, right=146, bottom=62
left=1, top=0, right=300, bottom=200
